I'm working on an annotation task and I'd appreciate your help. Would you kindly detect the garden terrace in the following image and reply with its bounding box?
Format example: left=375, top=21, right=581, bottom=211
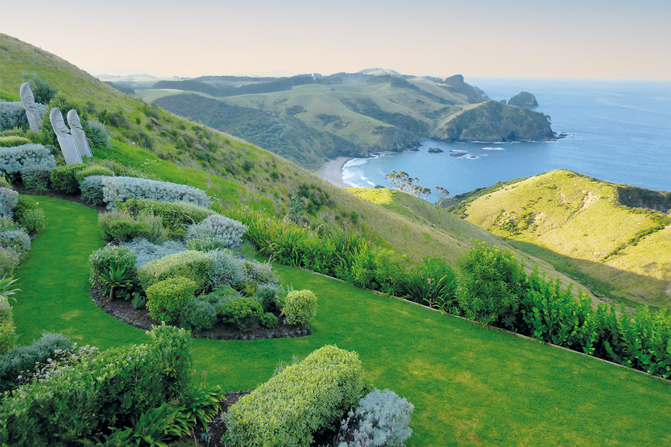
left=10, top=196, right=671, bottom=446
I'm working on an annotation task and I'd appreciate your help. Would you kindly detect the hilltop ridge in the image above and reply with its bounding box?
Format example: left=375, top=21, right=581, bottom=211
left=449, top=169, right=671, bottom=309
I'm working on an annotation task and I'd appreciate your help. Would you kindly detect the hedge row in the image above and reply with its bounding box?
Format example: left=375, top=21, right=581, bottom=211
left=225, top=345, right=364, bottom=447
left=0, top=325, right=192, bottom=447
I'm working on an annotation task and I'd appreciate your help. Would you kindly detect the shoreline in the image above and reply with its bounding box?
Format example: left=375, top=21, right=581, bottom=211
left=313, top=156, right=352, bottom=188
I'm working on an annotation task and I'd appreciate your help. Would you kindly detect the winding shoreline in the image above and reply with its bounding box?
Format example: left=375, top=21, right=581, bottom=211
left=313, top=156, right=352, bottom=188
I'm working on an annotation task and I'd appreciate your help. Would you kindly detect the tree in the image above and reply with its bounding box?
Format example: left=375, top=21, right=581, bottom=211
left=435, top=186, right=449, bottom=200
left=384, top=171, right=431, bottom=199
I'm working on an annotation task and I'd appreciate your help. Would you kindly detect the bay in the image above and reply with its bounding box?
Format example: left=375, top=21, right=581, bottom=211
left=341, top=79, right=671, bottom=202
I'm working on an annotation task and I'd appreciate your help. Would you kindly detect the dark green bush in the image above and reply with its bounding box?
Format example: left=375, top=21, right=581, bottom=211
left=221, top=297, right=263, bottom=329
left=98, top=209, right=168, bottom=244
left=0, top=332, right=72, bottom=393
left=520, top=266, right=593, bottom=348
left=401, top=258, right=457, bottom=311
left=179, top=298, right=217, bottom=333
left=88, top=245, right=139, bottom=293
left=21, top=168, right=50, bottom=191
left=0, top=325, right=192, bottom=447
left=260, top=312, right=278, bottom=329
left=146, top=277, right=198, bottom=323
left=456, top=241, right=526, bottom=329
left=50, top=164, right=86, bottom=194
left=255, top=285, right=278, bottom=313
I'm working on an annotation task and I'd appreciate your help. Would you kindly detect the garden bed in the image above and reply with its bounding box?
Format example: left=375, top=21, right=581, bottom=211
left=92, top=290, right=312, bottom=341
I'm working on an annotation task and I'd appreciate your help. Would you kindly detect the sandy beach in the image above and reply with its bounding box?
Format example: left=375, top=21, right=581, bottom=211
left=314, top=156, right=352, bottom=188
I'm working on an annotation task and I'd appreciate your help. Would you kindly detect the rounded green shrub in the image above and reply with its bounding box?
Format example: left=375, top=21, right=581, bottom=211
left=50, top=164, right=86, bottom=194
left=260, top=312, right=278, bottom=329
left=0, top=136, right=31, bottom=148
left=146, top=277, right=197, bottom=323
left=283, top=289, right=318, bottom=326
left=179, top=298, right=217, bottom=333
left=74, top=165, right=114, bottom=183
left=138, top=250, right=212, bottom=292
left=221, top=297, right=263, bottom=329
left=456, top=241, right=526, bottom=329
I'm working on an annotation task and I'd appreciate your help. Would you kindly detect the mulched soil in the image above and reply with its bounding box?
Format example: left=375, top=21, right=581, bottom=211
left=92, top=289, right=313, bottom=341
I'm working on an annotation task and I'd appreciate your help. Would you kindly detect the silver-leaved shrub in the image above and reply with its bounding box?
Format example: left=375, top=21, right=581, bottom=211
left=185, top=214, right=247, bottom=248
left=100, top=176, right=211, bottom=208
left=121, top=238, right=187, bottom=268
left=206, top=249, right=246, bottom=289
left=224, top=345, right=364, bottom=447
left=0, top=188, right=18, bottom=219
left=334, top=388, right=415, bottom=447
left=0, top=102, right=45, bottom=131
left=0, top=144, right=56, bottom=177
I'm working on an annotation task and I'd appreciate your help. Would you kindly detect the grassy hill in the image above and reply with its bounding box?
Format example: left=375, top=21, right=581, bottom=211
left=451, top=169, right=671, bottom=309
left=0, top=33, right=580, bottom=285
left=0, top=33, right=535, bottom=270
left=3, top=33, right=671, bottom=447
left=146, top=72, right=555, bottom=169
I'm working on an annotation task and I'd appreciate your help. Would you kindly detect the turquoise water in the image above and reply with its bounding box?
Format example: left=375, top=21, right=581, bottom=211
left=341, top=79, right=671, bottom=201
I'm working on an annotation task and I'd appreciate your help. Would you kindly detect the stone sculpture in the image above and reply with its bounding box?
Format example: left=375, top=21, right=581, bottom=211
left=66, top=109, right=93, bottom=157
left=49, top=107, right=82, bottom=165
left=19, top=82, right=42, bottom=132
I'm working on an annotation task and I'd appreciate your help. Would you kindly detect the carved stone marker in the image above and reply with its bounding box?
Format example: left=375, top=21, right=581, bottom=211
left=66, top=109, right=93, bottom=157
left=19, top=82, right=42, bottom=132
left=49, top=107, right=82, bottom=165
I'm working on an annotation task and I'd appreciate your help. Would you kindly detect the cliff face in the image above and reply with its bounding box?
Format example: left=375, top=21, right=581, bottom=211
left=439, top=100, right=555, bottom=142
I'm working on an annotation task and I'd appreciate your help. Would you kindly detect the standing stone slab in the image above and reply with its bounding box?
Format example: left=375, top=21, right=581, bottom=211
left=67, top=109, right=93, bottom=157
left=49, top=107, right=82, bottom=165
left=19, top=82, right=42, bottom=132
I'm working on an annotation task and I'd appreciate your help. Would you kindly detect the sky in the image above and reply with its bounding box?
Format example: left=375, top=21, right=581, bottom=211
left=3, top=0, right=670, bottom=80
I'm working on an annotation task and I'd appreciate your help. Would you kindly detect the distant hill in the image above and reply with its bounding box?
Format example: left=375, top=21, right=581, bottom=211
left=447, top=169, right=671, bottom=309
left=148, top=72, right=555, bottom=169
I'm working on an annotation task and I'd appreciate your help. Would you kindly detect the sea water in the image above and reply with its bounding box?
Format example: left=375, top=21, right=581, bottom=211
left=341, top=79, right=671, bottom=201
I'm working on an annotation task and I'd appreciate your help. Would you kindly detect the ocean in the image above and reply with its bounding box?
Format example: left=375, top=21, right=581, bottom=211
left=341, top=79, right=671, bottom=201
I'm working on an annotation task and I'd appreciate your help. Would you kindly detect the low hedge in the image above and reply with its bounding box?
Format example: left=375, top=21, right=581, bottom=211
left=138, top=250, right=212, bottom=292
left=224, top=345, right=363, bottom=447
left=0, top=332, right=72, bottom=394
left=0, top=325, right=192, bottom=447
left=118, top=198, right=214, bottom=236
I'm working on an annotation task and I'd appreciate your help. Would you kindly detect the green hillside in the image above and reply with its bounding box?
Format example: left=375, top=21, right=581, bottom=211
left=3, top=32, right=671, bottom=447
left=453, top=170, right=671, bottom=308
left=0, top=32, right=539, bottom=271
left=146, top=72, right=555, bottom=169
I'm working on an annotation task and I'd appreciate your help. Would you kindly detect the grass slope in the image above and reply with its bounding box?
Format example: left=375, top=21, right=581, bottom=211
left=459, top=170, right=671, bottom=308
left=12, top=197, right=671, bottom=446
left=347, top=187, right=601, bottom=301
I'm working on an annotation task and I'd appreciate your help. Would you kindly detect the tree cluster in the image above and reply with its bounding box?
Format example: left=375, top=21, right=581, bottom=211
left=384, top=170, right=431, bottom=199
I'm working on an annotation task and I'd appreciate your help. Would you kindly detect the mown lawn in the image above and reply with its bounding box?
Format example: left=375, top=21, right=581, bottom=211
left=12, top=197, right=671, bottom=446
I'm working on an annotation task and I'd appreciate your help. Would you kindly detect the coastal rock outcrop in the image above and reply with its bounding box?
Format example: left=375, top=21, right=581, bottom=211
left=509, top=91, right=539, bottom=108
left=439, top=100, right=555, bottom=142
